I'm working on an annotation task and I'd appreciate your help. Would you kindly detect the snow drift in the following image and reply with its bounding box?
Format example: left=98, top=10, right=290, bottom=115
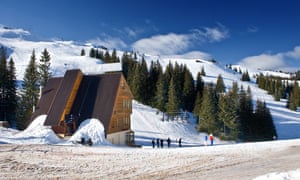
left=0, top=116, right=109, bottom=146
left=0, top=115, right=61, bottom=144
left=68, top=118, right=110, bottom=146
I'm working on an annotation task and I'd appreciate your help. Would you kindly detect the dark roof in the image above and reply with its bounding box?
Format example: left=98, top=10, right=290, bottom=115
left=31, top=69, right=123, bottom=133
left=70, top=73, right=121, bottom=131
left=30, top=77, right=63, bottom=121
left=44, top=69, right=82, bottom=126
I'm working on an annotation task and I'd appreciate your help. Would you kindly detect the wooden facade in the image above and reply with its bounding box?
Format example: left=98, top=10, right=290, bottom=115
left=31, top=69, right=134, bottom=145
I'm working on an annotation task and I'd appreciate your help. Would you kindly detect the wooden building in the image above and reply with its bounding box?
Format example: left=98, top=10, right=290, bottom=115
left=31, top=69, right=134, bottom=145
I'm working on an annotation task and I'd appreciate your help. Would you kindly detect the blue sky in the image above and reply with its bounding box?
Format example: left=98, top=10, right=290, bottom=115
left=1, top=0, right=300, bottom=71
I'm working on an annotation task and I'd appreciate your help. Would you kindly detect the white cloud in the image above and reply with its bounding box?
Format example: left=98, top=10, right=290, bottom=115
left=239, top=46, right=300, bottom=71
left=123, top=27, right=145, bottom=38
left=239, top=54, right=284, bottom=70
left=162, top=51, right=211, bottom=60
left=0, top=25, right=30, bottom=36
left=87, top=35, right=127, bottom=50
left=132, top=25, right=229, bottom=56
left=190, top=24, right=229, bottom=43
left=132, top=33, right=190, bottom=55
left=285, top=46, right=300, bottom=59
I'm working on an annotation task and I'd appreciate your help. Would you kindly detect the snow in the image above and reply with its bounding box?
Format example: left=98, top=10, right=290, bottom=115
left=0, top=27, right=300, bottom=179
left=67, top=118, right=110, bottom=146
left=131, top=100, right=228, bottom=147
left=0, top=115, right=61, bottom=144
left=254, top=169, right=300, bottom=180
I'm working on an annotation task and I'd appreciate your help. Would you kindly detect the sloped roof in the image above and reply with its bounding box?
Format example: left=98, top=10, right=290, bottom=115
left=31, top=77, right=63, bottom=121
left=70, top=73, right=121, bottom=131
left=31, top=69, right=123, bottom=133
left=44, top=69, right=82, bottom=126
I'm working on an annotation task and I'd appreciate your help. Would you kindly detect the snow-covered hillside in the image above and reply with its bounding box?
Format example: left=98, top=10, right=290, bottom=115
left=0, top=27, right=121, bottom=80
left=1, top=26, right=300, bottom=140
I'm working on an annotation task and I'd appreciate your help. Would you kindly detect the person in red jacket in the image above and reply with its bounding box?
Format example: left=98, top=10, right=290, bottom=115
left=209, top=133, right=214, bottom=146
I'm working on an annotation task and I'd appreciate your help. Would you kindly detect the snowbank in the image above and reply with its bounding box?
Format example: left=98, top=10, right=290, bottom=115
left=0, top=116, right=109, bottom=146
left=254, top=169, right=300, bottom=180
left=0, top=115, right=61, bottom=144
left=68, top=118, right=110, bottom=146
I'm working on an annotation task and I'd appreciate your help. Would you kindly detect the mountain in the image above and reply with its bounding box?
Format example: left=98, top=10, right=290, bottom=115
left=0, top=26, right=122, bottom=80
left=1, top=26, right=300, bottom=140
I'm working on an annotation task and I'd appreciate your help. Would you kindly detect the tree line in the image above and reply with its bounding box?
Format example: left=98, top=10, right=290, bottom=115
left=121, top=52, right=277, bottom=141
left=0, top=47, right=51, bottom=129
left=256, top=73, right=300, bottom=111
left=83, top=48, right=120, bottom=63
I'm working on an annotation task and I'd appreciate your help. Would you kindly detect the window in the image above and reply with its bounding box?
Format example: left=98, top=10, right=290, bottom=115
left=121, top=81, right=125, bottom=89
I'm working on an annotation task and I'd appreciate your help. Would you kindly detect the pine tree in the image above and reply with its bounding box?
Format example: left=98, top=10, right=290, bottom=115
left=218, top=93, right=239, bottom=140
left=164, top=61, right=173, bottom=102
left=172, top=62, right=183, bottom=108
left=104, top=50, right=111, bottom=63
left=216, top=74, right=225, bottom=94
left=122, top=52, right=136, bottom=88
left=239, top=85, right=253, bottom=140
left=96, top=49, right=104, bottom=60
left=18, top=50, right=39, bottom=129
left=0, top=47, right=8, bottom=122
left=166, top=77, right=180, bottom=119
left=288, top=81, right=300, bottom=111
left=199, top=84, right=218, bottom=134
left=195, top=72, right=204, bottom=97
left=274, top=79, right=284, bottom=101
left=39, top=48, right=52, bottom=87
left=139, top=57, right=148, bottom=104
left=154, top=67, right=167, bottom=112
left=200, top=66, right=206, bottom=76
left=254, top=100, right=277, bottom=140
left=111, top=49, right=118, bottom=62
left=148, top=61, right=160, bottom=106
left=182, top=67, right=195, bottom=111
left=80, top=49, right=85, bottom=56
left=131, top=57, right=148, bottom=104
left=89, top=48, right=96, bottom=58
left=6, top=58, right=17, bottom=127
left=165, top=61, right=173, bottom=85
left=121, top=52, right=130, bottom=79
left=241, top=70, right=250, bottom=81
left=193, top=91, right=202, bottom=118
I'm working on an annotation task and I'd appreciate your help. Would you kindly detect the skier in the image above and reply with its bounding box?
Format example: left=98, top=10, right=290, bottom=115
left=204, top=135, right=208, bottom=146
left=160, top=139, right=164, bottom=148
left=152, top=139, right=155, bottom=148
left=167, top=137, right=171, bottom=148
left=178, top=138, right=182, bottom=147
left=156, top=138, right=160, bottom=148
left=209, top=133, right=214, bottom=146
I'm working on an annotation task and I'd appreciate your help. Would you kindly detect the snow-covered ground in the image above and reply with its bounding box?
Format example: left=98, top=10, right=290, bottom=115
left=0, top=26, right=300, bottom=179
left=1, top=103, right=300, bottom=179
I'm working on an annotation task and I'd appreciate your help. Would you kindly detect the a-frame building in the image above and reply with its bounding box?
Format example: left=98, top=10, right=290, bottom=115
left=31, top=69, right=134, bottom=145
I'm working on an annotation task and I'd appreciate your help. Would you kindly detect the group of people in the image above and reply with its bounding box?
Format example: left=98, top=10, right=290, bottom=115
left=151, top=137, right=182, bottom=148
left=204, top=133, right=214, bottom=146
left=151, top=133, right=214, bottom=148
